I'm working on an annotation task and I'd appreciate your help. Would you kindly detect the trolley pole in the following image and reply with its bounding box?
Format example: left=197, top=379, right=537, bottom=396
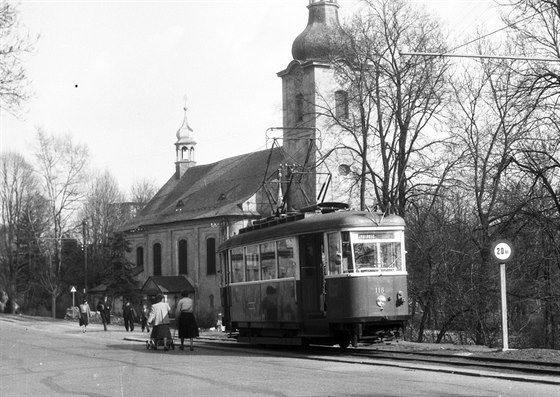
left=491, top=239, right=515, bottom=352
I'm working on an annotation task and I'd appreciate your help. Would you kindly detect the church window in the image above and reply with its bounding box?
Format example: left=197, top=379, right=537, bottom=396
left=136, top=246, right=144, bottom=268
left=207, top=237, right=216, bottom=275
left=335, top=90, right=349, bottom=119
left=178, top=239, right=188, bottom=275
left=153, top=243, right=162, bottom=276
left=296, top=93, right=304, bottom=122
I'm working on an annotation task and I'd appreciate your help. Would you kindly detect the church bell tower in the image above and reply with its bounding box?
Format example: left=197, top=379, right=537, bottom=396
left=277, top=0, right=347, bottom=210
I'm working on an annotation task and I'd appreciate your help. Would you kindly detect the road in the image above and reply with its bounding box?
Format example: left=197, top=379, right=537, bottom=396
left=0, top=314, right=558, bottom=396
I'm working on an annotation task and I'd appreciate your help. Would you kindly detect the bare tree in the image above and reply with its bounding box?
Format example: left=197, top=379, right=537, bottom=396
left=0, top=2, right=34, bottom=114
left=129, top=177, right=158, bottom=210
left=503, top=0, right=560, bottom=98
left=34, top=130, right=89, bottom=318
left=500, top=0, right=560, bottom=348
left=0, top=152, right=36, bottom=312
left=319, top=0, right=451, bottom=214
left=446, top=41, right=540, bottom=344
left=81, top=170, right=126, bottom=288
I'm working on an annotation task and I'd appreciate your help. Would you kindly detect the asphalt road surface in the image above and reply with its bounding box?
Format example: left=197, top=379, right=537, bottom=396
left=1, top=314, right=558, bottom=396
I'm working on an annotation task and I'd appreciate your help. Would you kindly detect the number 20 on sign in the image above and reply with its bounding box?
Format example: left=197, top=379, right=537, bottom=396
left=491, top=239, right=514, bottom=263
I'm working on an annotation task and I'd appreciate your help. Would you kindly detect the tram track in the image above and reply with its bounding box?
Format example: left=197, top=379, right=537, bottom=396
left=345, top=347, right=560, bottom=377
left=197, top=336, right=560, bottom=385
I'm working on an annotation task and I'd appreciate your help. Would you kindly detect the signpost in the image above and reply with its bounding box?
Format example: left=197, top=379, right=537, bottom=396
left=490, top=239, right=515, bottom=351
left=70, top=286, right=77, bottom=308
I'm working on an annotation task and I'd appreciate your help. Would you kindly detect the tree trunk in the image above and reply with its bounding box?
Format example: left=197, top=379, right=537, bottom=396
left=51, top=293, right=57, bottom=318
left=436, top=309, right=471, bottom=343
left=417, top=299, right=430, bottom=343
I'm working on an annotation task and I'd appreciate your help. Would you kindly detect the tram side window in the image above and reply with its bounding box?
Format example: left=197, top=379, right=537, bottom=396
left=260, top=242, right=276, bottom=280
left=245, top=245, right=260, bottom=281
left=327, top=232, right=342, bottom=274
left=327, top=232, right=353, bottom=274
left=278, top=238, right=296, bottom=278
left=230, top=247, right=244, bottom=283
left=341, top=231, right=354, bottom=272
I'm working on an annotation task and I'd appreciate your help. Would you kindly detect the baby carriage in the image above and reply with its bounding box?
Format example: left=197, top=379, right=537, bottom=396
left=145, top=323, right=175, bottom=351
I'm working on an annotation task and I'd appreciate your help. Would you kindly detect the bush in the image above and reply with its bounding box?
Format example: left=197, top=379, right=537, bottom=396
left=196, top=310, right=219, bottom=330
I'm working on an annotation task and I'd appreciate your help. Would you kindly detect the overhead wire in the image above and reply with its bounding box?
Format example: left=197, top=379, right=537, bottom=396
left=446, top=3, right=555, bottom=54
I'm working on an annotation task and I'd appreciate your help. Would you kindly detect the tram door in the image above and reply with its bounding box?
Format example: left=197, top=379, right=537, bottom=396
left=219, top=252, right=231, bottom=329
left=299, top=234, right=325, bottom=316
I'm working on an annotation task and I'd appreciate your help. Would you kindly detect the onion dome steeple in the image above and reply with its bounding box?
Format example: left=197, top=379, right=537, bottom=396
left=175, top=102, right=197, bottom=179
left=292, top=0, right=347, bottom=62
left=176, top=105, right=195, bottom=145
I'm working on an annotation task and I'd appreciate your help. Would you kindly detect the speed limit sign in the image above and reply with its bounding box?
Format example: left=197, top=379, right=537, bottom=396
left=491, top=239, right=515, bottom=262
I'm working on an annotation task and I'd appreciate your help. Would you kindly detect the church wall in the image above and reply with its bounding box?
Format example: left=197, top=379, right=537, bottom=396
left=125, top=220, right=223, bottom=327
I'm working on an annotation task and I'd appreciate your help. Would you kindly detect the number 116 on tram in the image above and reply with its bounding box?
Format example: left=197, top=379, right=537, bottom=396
left=218, top=204, right=410, bottom=348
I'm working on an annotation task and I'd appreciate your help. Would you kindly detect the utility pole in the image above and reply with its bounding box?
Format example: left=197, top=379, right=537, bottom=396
left=82, top=219, right=88, bottom=295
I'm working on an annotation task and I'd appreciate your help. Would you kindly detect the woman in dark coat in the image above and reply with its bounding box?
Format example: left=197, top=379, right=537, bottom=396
left=174, top=289, right=199, bottom=351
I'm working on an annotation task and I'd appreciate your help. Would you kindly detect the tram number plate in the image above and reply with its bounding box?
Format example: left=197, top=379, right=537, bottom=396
left=375, top=287, right=385, bottom=294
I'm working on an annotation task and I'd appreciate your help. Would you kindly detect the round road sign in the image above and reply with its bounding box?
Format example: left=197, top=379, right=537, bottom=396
left=491, top=239, right=514, bottom=262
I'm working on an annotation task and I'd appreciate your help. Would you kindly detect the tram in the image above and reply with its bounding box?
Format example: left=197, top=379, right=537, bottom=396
left=218, top=203, right=409, bottom=348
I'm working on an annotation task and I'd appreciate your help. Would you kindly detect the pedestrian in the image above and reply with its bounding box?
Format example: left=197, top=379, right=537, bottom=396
left=175, top=289, right=199, bottom=351
left=147, top=294, right=172, bottom=350
left=102, top=296, right=111, bottom=324
left=78, top=299, right=91, bottom=333
left=123, top=300, right=137, bottom=332
left=96, top=299, right=108, bottom=331
left=140, top=301, right=150, bottom=333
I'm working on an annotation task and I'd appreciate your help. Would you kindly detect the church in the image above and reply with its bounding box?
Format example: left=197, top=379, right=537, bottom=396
left=122, top=0, right=349, bottom=325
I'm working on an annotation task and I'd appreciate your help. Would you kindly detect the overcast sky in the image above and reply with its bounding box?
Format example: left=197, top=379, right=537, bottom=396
left=0, top=0, right=500, bottom=195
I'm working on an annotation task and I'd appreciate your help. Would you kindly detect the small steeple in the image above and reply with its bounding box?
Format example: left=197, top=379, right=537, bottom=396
left=175, top=97, right=197, bottom=179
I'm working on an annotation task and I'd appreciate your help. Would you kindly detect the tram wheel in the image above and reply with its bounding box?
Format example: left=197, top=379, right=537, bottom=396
left=337, top=339, right=350, bottom=349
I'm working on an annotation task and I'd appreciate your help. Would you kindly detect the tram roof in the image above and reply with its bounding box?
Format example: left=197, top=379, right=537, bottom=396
left=218, top=211, right=405, bottom=251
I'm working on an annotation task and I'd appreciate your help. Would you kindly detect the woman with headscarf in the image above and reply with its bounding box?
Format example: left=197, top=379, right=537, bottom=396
left=147, top=294, right=173, bottom=350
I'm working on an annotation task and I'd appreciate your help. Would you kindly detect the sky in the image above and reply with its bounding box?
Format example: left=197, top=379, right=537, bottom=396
left=0, top=0, right=502, bottom=196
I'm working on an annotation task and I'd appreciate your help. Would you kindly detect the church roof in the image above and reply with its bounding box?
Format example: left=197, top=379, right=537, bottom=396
left=140, top=275, right=195, bottom=296
left=122, top=147, right=284, bottom=231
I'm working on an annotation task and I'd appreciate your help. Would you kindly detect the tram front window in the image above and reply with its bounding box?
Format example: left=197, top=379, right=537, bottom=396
left=353, top=232, right=402, bottom=272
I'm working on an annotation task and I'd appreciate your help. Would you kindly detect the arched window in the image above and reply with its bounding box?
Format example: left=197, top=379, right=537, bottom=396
left=178, top=239, right=188, bottom=275
left=153, top=243, right=162, bottom=276
left=207, top=237, right=216, bottom=275
left=335, top=90, right=349, bottom=119
left=296, top=93, right=304, bottom=122
left=136, top=246, right=144, bottom=268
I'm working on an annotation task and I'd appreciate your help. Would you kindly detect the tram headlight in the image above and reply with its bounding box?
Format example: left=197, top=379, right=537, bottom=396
left=396, top=291, right=406, bottom=307
left=376, top=295, right=387, bottom=309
